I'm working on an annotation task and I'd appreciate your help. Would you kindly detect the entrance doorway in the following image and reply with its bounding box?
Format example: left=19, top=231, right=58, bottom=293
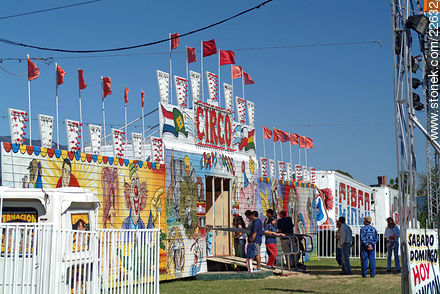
left=205, top=176, right=231, bottom=256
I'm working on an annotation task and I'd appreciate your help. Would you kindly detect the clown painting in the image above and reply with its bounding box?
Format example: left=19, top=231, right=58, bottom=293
left=122, top=163, right=148, bottom=229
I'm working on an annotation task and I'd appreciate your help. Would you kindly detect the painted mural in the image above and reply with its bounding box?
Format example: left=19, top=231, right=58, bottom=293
left=0, top=142, right=168, bottom=277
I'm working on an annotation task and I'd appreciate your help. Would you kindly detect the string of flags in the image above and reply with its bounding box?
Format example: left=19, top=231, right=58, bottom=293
left=263, top=126, right=314, bottom=148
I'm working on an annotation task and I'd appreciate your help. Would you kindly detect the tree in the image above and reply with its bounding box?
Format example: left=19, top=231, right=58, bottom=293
left=335, top=170, right=353, bottom=179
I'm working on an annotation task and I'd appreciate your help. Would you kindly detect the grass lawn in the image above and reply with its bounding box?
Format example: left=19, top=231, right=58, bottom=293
left=160, top=259, right=401, bottom=294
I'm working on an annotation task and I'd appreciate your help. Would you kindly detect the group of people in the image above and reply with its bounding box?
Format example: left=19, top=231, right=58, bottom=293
left=336, top=216, right=400, bottom=277
left=233, top=209, right=298, bottom=272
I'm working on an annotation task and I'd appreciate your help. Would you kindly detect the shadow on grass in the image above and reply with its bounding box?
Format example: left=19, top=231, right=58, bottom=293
left=263, top=288, right=315, bottom=293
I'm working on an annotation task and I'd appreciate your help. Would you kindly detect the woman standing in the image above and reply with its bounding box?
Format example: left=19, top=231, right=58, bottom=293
left=385, top=217, right=401, bottom=272
left=233, top=215, right=247, bottom=258
left=264, top=216, right=284, bottom=269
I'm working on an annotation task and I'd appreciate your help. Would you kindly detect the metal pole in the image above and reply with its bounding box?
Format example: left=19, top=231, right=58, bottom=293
left=263, top=126, right=266, bottom=158
left=242, top=73, right=245, bottom=100
left=124, top=84, right=128, bottom=148
left=142, top=101, right=145, bottom=143
left=27, top=55, right=32, bottom=146
left=212, top=176, right=216, bottom=256
left=79, top=83, right=84, bottom=151
left=218, top=49, right=221, bottom=107
left=280, top=141, right=283, bottom=162
left=169, top=34, right=173, bottom=105
left=101, top=77, right=106, bottom=146
left=201, top=41, right=204, bottom=102
left=55, top=62, right=59, bottom=149
left=305, top=148, right=308, bottom=167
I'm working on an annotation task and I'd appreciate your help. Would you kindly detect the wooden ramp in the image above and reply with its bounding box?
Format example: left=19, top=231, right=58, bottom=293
left=200, top=256, right=299, bottom=280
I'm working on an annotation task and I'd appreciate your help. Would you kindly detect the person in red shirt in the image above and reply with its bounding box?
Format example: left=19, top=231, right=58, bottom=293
left=56, top=158, right=80, bottom=188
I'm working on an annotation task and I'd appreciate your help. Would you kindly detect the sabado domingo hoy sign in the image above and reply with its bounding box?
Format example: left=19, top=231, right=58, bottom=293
left=407, top=229, right=440, bottom=293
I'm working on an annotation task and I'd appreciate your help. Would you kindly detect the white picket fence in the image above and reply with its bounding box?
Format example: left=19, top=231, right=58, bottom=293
left=317, top=228, right=397, bottom=259
left=0, top=223, right=160, bottom=294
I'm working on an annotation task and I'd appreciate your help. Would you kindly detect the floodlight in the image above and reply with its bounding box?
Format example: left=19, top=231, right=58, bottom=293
left=412, top=93, right=424, bottom=111
left=412, top=78, right=422, bottom=89
left=407, top=15, right=429, bottom=35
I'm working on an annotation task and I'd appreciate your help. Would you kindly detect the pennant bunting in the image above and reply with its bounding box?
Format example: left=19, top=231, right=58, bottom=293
left=28, top=58, right=40, bottom=81
left=78, top=69, right=87, bottom=90
left=102, top=77, right=112, bottom=98
left=151, top=137, right=164, bottom=163
left=56, top=64, right=65, bottom=86
left=269, top=159, right=275, bottom=179
left=243, top=71, right=255, bottom=85
left=203, top=39, right=217, bottom=57
left=132, top=133, right=143, bottom=160
left=187, top=47, right=197, bottom=63
left=220, top=50, right=235, bottom=65
left=247, top=101, right=255, bottom=126
left=260, top=157, right=268, bottom=177
left=232, top=65, right=243, bottom=79
left=263, top=126, right=272, bottom=139
left=273, top=128, right=289, bottom=142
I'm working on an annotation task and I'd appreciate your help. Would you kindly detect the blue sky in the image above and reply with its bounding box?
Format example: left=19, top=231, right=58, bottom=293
left=0, top=0, right=428, bottom=185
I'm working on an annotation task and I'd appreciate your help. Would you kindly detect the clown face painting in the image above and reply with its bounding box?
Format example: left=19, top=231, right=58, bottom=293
left=122, top=163, right=148, bottom=229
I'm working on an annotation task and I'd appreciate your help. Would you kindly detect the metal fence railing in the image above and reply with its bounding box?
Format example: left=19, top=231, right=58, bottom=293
left=317, top=229, right=398, bottom=260
left=0, top=223, right=160, bottom=294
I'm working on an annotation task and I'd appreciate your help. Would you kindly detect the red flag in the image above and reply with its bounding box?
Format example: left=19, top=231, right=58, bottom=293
left=170, top=33, right=179, bottom=50
left=102, top=77, right=112, bottom=98
left=232, top=65, right=243, bottom=79
left=220, top=50, right=235, bottom=65
left=56, top=64, right=66, bottom=86
left=124, top=86, right=130, bottom=104
left=299, top=136, right=307, bottom=148
left=203, top=39, right=217, bottom=57
left=78, top=69, right=87, bottom=90
left=28, top=58, right=40, bottom=81
left=187, top=47, right=197, bottom=63
left=305, top=137, right=314, bottom=149
left=290, top=133, right=299, bottom=145
left=263, top=126, right=272, bottom=139
left=273, top=128, right=290, bottom=142
left=243, top=71, right=255, bottom=85
left=141, top=90, right=145, bottom=108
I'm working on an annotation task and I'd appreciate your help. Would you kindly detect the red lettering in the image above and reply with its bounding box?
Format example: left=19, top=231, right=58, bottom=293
left=209, top=109, right=218, bottom=145
left=196, top=107, right=205, bottom=141
left=351, top=186, right=357, bottom=208
left=205, top=108, right=210, bottom=143
left=364, top=193, right=370, bottom=211
left=424, top=263, right=430, bottom=281
left=224, top=115, right=232, bottom=147
left=358, top=190, right=364, bottom=209
left=339, top=183, right=346, bottom=203
left=413, top=265, right=421, bottom=286
left=217, top=113, right=225, bottom=145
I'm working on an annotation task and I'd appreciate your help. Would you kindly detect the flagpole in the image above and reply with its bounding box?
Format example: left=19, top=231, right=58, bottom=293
left=289, top=143, right=292, bottom=166
left=201, top=41, right=204, bottom=102
left=262, top=126, right=266, bottom=158
left=55, top=62, right=59, bottom=149
left=186, top=48, right=190, bottom=108
left=27, top=54, right=32, bottom=146
left=242, top=72, right=245, bottom=100
left=231, top=65, right=234, bottom=113
left=299, top=146, right=301, bottom=166
left=101, top=77, right=106, bottom=147
left=280, top=141, right=283, bottom=162
left=272, top=126, right=276, bottom=163
left=169, top=34, right=173, bottom=105
left=78, top=81, right=84, bottom=151
left=124, top=84, right=128, bottom=148
left=141, top=94, right=145, bottom=144
left=305, top=148, right=308, bottom=167
left=218, top=49, right=221, bottom=107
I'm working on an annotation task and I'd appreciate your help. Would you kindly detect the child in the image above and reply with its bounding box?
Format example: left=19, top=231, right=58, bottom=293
left=264, top=216, right=284, bottom=269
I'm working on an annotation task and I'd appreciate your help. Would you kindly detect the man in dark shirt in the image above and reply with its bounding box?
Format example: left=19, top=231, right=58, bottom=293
left=277, top=210, right=296, bottom=269
left=249, top=211, right=263, bottom=271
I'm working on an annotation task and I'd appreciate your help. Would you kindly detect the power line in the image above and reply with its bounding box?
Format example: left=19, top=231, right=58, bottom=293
left=0, top=0, right=274, bottom=53
left=0, top=40, right=389, bottom=64
left=0, top=0, right=103, bottom=20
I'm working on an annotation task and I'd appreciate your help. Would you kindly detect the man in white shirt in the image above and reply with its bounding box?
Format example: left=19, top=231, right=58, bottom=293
left=384, top=217, right=401, bottom=272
